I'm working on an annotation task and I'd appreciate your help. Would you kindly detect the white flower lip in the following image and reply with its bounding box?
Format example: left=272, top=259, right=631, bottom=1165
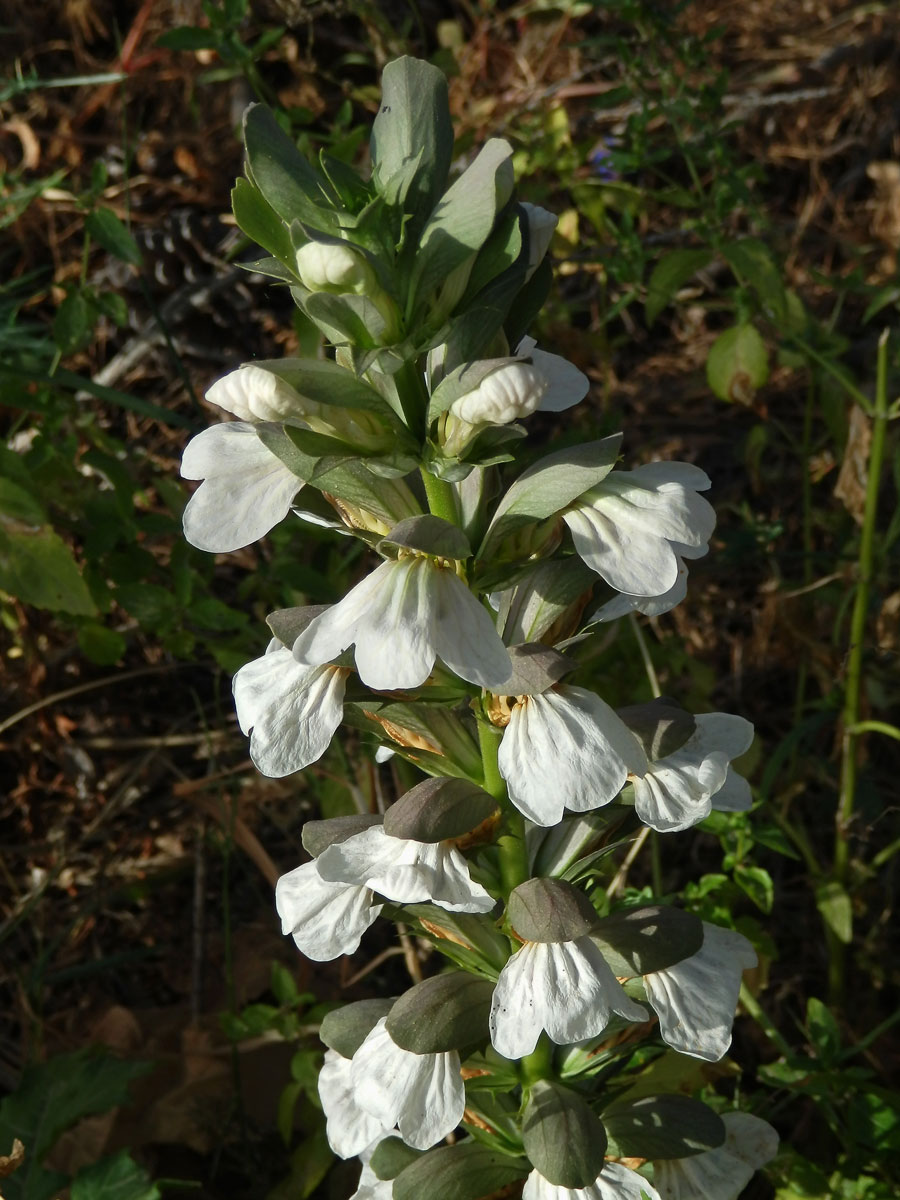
left=630, top=712, right=754, bottom=833
left=499, top=685, right=647, bottom=826
left=653, top=1111, right=779, bottom=1200
left=291, top=554, right=512, bottom=692
left=318, top=1049, right=392, bottom=1159
left=233, top=645, right=346, bottom=778
left=275, top=860, right=382, bottom=961
left=350, top=1017, right=465, bottom=1150
left=489, top=936, right=647, bottom=1059
left=643, top=922, right=757, bottom=1061
left=522, top=1160, right=662, bottom=1200
left=563, top=461, right=715, bottom=598
left=181, top=422, right=302, bottom=552
left=315, top=824, right=496, bottom=913
left=206, top=364, right=310, bottom=425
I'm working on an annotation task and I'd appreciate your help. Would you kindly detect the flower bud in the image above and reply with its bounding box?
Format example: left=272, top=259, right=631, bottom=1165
left=296, top=240, right=377, bottom=295
left=450, top=362, right=548, bottom=427
left=207, top=364, right=319, bottom=424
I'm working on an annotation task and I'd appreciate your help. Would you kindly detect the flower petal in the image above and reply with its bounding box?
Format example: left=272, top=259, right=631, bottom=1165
left=530, top=346, right=589, bottom=412
left=644, top=923, right=757, bottom=1061
left=522, top=1160, right=661, bottom=1200
left=319, top=1049, right=392, bottom=1158
left=433, top=569, right=512, bottom=690
left=181, top=422, right=301, bottom=552
left=499, top=686, right=647, bottom=826
left=275, top=861, right=381, bottom=960
left=490, top=938, right=646, bottom=1059
left=653, top=1112, right=778, bottom=1200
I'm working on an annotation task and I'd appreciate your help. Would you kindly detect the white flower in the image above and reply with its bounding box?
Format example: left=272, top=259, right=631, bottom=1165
left=275, top=860, right=382, bottom=961
left=207, top=363, right=313, bottom=425
left=319, top=1049, right=393, bottom=1158
left=643, top=923, right=757, bottom=1061
left=233, top=642, right=347, bottom=777
left=450, top=362, right=548, bottom=426
left=351, top=1160, right=394, bottom=1200
left=316, top=824, right=495, bottom=914
left=520, top=203, right=558, bottom=278
left=350, top=1017, right=465, bottom=1150
left=589, top=556, right=690, bottom=622
left=181, top=421, right=302, bottom=552
left=498, top=685, right=647, bottom=826
left=291, top=554, right=512, bottom=691
left=631, top=714, right=754, bottom=833
left=490, top=936, right=647, bottom=1058
left=653, top=1111, right=779, bottom=1200
left=523, top=1160, right=661, bottom=1200
left=562, top=462, right=715, bottom=598
left=516, top=336, right=589, bottom=413
left=296, top=240, right=376, bottom=293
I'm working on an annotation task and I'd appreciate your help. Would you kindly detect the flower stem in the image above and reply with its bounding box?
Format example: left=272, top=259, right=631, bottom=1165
left=830, top=328, right=891, bottom=1002
left=420, top=466, right=460, bottom=525
left=521, top=1034, right=554, bottom=1085
left=478, top=719, right=530, bottom=896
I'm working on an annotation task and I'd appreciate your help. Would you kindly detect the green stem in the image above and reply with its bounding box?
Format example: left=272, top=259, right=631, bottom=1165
left=830, top=329, right=891, bottom=1001
left=420, top=466, right=459, bottom=525
left=520, top=1034, right=554, bottom=1085
left=739, top=982, right=792, bottom=1059
left=478, top=720, right=529, bottom=895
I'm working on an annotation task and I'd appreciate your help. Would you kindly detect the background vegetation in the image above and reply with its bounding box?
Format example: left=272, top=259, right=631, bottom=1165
left=1, top=0, right=898, bottom=1196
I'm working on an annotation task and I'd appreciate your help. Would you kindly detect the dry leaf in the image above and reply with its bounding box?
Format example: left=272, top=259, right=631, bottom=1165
left=0, top=1138, right=25, bottom=1178
left=833, top=404, right=871, bottom=525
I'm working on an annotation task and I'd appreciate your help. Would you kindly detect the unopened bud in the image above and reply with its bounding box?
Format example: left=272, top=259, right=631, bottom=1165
left=450, top=362, right=547, bottom=426
left=296, top=240, right=377, bottom=295
left=207, top=364, right=316, bottom=424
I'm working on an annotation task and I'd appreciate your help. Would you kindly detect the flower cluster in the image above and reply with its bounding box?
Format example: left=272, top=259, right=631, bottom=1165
left=181, top=57, right=778, bottom=1200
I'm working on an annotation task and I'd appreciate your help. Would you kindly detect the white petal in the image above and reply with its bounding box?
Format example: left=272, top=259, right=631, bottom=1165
left=490, top=939, right=646, bottom=1059
left=522, top=1161, right=661, bottom=1200
left=432, top=569, right=512, bottom=690
left=499, top=686, right=647, bottom=826
left=319, top=1049, right=392, bottom=1158
left=351, top=1019, right=464, bottom=1151
left=233, top=650, right=346, bottom=777
left=653, top=1112, right=778, bottom=1200
left=530, top=347, right=589, bottom=412
left=589, top=563, right=689, bottom=622
left=275, top=861, right=381, bottom=960
left=181, top=422, right=301, bottom=552
left=644, top=923, right=757, bottom=1061
left=317, top=827, right=495, bottom=914
left=693, top=713, right=754, bottom=761
left=206, top=363, right=307, bottom=424
left=710, top=767, right=752, bottom=812
left=564, top=501, right=680, bottom=597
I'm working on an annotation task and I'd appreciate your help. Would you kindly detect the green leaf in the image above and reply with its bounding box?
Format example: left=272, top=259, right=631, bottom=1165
left=522, top=1081, right=608, bottom=1187
left=602, top=1094, right=726, bottom=1159
left=411, top=139, right=515, bottom=315
left=593, top=905, right=704, bottom=976
left=477, top=435, right=622, bottom=561
left=302, top=291, right=391, bottom=348
left=85, top=208, right=143, bottom=267
left=156, top=25, right=221, bottom=50
left=385, top=973, right=494, bottom=1054
left=0, top=487, right=96, bottom=615
left=242, top=105, right=334, bottom=228
left=722, top=237, right=786, bottom=320
left=0, top=1050, right=150, bottom=1200
left=115, top=582, right=178, bottom=628
left=805, top=996, right=841, bottom=1061
left=70, top=1151, right=160, bottom=1200
left=231, top=177, right=295, bottom=266
left=815, top=880, right=852, bottom=944
left=734, top=863, right=774, bottom=913
left=645, top=248, right=712, bottom=326
left=706, top=323, right=769, bottom=403
left=53, top=291, right=93, bottom=354
left=370, top=56, right=453, bottom=237
left=309, top=460, right=422, bottom=529
left=77, top=623, right=127, bottom=665
left=267, top=1125, right=332, bottom=1200
left=271, top=962, right=301, bottom=1007
left=392, top=1141, right=529, bottom=1200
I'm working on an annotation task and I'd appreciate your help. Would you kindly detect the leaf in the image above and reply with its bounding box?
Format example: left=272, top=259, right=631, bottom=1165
left=77, top=623, right=127, bottom=665
left=231, top=177, right=295, bottom=266
left=156, top=25, right=221, bottom=50
left=477, top=434, right=622, bottom=561
left=242, top=105, right=334, bottom=229
left=815, top=881, right=852, bottom=944
left=645, top=248, right=712, bottom=326
left=0, top=483, right=96, bottom=615
left=522, top=1082, right=607, bottom=1188
left=85, top=208, right=143, bottom=267
left=0, top=1050, right=151, bottom=1200
left=593, top=906, right=705, bottom=976
left=267, top=1126, right=332, bottom=1200
left=385, top=974, right=494, bottom=1054
left=392, top=1141, right=529, bottom=1200
left=805, top=996, right=841, bottom=1061
left=70, top=1151, right=160, bottom=1200
left=721, top=237, right=786, bottom=320
left=370, top=56, right=453, bottom=238
left=706, top=323, right=769, bottom=404
left=53, top=291, right=93, bottom=354
left=411, top=139, right=515, bottom=315
left=602, top=1094, right=726, bottom=1159
left=734, top=863, right=774, bottom=913
left=302, top=291, right=390, bottom=348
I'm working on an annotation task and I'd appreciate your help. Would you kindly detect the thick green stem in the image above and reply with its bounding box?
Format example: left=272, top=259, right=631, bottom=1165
left=830, top=329, right=891, bottom=1002
left=478, top=720, right=529, bottom=895
left=420, top=466, right=459, bottom=525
